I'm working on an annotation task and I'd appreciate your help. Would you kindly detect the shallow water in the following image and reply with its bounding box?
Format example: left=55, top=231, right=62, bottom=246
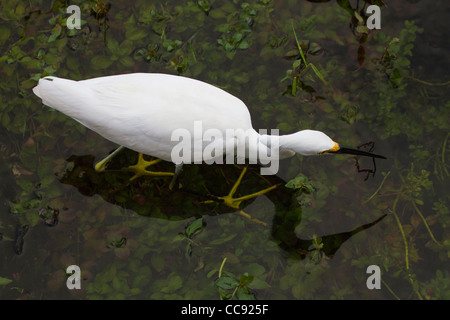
left=0, top=0, right=448, bottom=300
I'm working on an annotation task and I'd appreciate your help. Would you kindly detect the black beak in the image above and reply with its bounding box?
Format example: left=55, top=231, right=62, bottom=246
left=331, top=147, right=387, bottom=159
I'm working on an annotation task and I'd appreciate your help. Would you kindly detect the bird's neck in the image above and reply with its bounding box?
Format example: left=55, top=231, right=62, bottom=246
left=258, top=133, right=297, bottom=160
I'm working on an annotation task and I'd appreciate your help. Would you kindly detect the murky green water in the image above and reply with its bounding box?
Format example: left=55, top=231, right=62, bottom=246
left=0, top=0, right=448, bottom=300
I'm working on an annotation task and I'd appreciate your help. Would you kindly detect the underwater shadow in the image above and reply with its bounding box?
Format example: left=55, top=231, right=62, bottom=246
left=58, top=150, right=387, bottom=260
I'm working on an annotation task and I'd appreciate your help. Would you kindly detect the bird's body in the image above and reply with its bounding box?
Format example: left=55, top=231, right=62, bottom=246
left=33, top=73, right=385, bottom=171
left=33, top=72, right=386, bottom=210
left=33, top=73, right=260, bottom=163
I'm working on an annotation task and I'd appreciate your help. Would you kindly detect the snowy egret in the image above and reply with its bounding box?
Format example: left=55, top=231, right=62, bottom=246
left=33, top=73, right=386, bottom=208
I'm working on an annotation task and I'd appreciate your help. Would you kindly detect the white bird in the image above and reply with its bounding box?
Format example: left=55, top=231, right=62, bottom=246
left=32, top=73, right=385, bottom=208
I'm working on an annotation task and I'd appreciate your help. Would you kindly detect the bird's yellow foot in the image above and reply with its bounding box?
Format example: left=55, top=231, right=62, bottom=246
left=95, top=147, right=174, bottom=181
left=204, top=167, right=277, bottom=226
left=126, top=153, right=174, bottom=181
left=95, top=146, right=125, bottom=172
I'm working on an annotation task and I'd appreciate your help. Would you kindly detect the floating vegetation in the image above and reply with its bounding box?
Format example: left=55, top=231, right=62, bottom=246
left=0, top=0, right=448, bottom=300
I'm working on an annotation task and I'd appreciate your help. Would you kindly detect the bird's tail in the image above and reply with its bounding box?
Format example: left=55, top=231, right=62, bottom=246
left=32, top=82, right=42, bottom=98
left=33, top=76, right=76, bottom=108
left=32, top=76, right=95, bottom=121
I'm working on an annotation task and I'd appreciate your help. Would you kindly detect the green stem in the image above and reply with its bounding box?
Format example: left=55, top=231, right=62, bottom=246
left=410, top=200, right=441, bottom=246
left=291, top=21, right=327, bottom=85
left=392, top=197, right=408, bottom=270
left=405, top=75, right=450, bottom=86
left=291, top=21, right=307, bottom=66
left=442, top=132, right=449, bottom=177
left=364, top=171, right=391, bottom=203
left=218, top=257, right=228, bottom=300
left=381, top=278, right=400, bottom=300
left=230, top=286, right=239, bottom=300
left=218, top=257, right=227, bottom=278
left=392, top=196, right=423, bottom=300
left=297, top=64, right=312, bottom=78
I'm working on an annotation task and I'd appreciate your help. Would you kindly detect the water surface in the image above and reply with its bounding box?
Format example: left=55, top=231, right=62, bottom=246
left=0, top=0, right=448, bottom=300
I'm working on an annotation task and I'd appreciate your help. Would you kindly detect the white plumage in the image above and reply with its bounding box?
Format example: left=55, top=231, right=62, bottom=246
left=33, top=73, right=253, bottom=161
left=33, top=73, right=385, bottom=169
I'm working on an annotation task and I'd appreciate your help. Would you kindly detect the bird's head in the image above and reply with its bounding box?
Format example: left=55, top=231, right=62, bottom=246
left=288, top=130, right=387, bottom=159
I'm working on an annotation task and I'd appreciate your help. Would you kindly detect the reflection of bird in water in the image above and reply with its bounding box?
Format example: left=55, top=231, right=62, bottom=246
left=58, top=153, right=386, bottom=259
left=33, top=73, right=386, bottom=216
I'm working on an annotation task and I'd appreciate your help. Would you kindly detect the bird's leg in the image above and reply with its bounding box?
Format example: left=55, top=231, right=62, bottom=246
left=95, top=146, right=125, bottom=172
left=95, top=147, right=174, bottom=181
left=203, top=166, right=278, bottom=225
left=126, top=153, right=174, bottom=181
left=169, top=164, right=183, bottom=190
left=205, top=167, right=278, bottom=209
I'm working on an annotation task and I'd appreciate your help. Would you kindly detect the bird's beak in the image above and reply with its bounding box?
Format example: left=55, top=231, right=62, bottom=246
left=325, top=142, right=387, bottom=159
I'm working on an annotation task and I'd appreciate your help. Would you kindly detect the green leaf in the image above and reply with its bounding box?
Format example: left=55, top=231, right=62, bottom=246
left=285, top=173, right=315, bottom=193
left=250, top=277, right=271, bottom=289
left=197, top=0, right=211, bottom=13
left=237, top=40, right=249, bottom=50
left=0, top=25, right=11, bottom=45
left=210, top=233, right=237, bottom=245
left=207, top=269, right=218, bottom=278
left=119, top=56, right=134, bottom=68
left=291, top=23, right=307, bottom=66
left=91, top=55, right=113, bottom=69
left=291, top=22, right=327, bottom=85
left=354, top=11, right=364, bottom=24
left=0, top=276, right=12, bottom=286
left=239, top=274, right=254, bottom=286
left=151, top=255, right=165, bottom=272
left=48, top=24, right=62, bottom=43
left=185, top=242, right=192, bottom=258
left=356, top=25, right=369, bottom=34
left=237, top=291, right=256, bottom=300
left=214, top=276, right=240, bottom=290
left=310, top=64, right=327, bottom=85
left=293, top=59, right=301, bottom=69
left=106, top=38, right=120, bottom=53
left=25, top=210, right=40, bottom=227
left=245, top=263, right=265, bottom=276
left=278, top=122, right=294, bottom=132
left=185, top=218, right=204, bottom=238
left=161, top=274, right=183, bottom=293
left=126, top=28, right=148, bottom=41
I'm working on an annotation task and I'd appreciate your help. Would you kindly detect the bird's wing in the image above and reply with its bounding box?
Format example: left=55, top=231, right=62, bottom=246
left=33, top=74, right=254, bottom=161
